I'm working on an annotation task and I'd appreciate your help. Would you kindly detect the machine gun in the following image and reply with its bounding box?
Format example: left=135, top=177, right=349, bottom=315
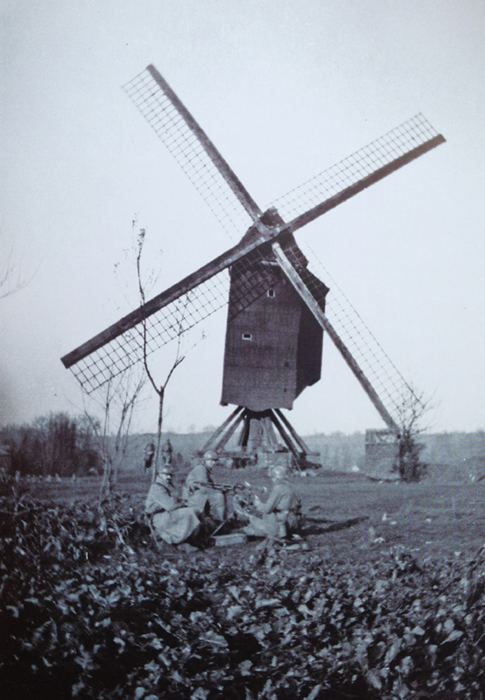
left=231, top=481, right=268, bottom=516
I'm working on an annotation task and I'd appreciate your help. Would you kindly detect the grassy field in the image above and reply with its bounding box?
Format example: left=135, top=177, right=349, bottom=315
left=18, top=465, right=485, bottom=565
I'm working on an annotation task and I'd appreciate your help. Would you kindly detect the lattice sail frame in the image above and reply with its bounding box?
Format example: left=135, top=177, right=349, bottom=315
left=124, top=65, right=440, bottom=241
left=70, top=247, right=281, bottom=393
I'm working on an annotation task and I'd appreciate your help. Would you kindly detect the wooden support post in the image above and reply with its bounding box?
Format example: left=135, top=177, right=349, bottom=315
left=213, top=409, right=246, bottom=452
left=200, top=406, right=244, bottom=453
left=238, top=410, right=251, bottom=449
left=269, top=410, right=301, bottom=458
left=275, top=408, right=310, bottom=455
left=262, top=415, right=279, bottom=449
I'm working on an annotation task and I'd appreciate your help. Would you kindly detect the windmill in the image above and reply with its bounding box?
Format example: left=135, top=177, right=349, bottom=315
left=61, top=65, right=445, bottom=468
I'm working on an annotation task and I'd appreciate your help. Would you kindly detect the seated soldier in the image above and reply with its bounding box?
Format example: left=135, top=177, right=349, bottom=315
left=145, top=461, right=201, bottom=546
left=236, top=464, right=301, bottom=539
left=182, top=450, right=227, bottom=522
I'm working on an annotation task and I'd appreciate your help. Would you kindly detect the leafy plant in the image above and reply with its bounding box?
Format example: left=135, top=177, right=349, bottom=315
left=1, top=494, right=485, bottom=699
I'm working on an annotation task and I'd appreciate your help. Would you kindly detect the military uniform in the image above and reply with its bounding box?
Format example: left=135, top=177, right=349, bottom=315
left=144, top=442, right=155, bottom=470
left=182, top=462, right=226, bottom=521
left=243, top=477, right=301, bottom=538
left=145, top=481, right=200, bottom=545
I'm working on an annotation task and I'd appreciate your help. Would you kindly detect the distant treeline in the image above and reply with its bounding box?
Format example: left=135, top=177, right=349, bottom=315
left=1, top=412, right=484, bottom=478
left=0, top=413, right=101, bottom=477
left=0, top=416, right=190, bottom=478
left=421, top=431, right=485, bottom=467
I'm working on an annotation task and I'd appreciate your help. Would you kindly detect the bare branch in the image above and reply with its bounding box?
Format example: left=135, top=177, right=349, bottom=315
left=395, top=383, right=435, bottom=436
left=0, top=249, right=30, bottom=300
left=81, top=367, right=146, bottom=501
left=394, top=382, right=436, bottom=482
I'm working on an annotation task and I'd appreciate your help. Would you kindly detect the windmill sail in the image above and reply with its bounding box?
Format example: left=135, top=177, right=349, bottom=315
left=271, top=113, right=444, bottom=234
left=305, top=248, right=418, bottom=428
left=65, top=269, right=229, bottom=393
left=272, top=239, right=422, bottom=432
left=61, top=236, right=282, bottom=392
left=124, top=65, right=263, bottom=240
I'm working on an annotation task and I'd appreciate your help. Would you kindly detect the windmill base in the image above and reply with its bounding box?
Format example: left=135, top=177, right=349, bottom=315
left=197, top=407, right=320, bottom=470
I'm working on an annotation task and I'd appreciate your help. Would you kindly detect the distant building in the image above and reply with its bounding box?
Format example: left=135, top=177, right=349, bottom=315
left=364, top=429, right=399, bottom=479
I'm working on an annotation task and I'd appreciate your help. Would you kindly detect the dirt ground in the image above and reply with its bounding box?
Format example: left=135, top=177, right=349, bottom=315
left=20, top=465, right=485, bottom=567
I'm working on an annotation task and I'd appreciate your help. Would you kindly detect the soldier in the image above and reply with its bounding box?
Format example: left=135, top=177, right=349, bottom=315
left=236, top=464, right=301, bottom=539
left=182, top=450, right=227, bottom=522
left=161, top=439, right=173, bottom=466
left=145, top=439, right=173, bottom=473
left=144, top=441, right=156, bottom=471
left=145, top=461, right=201, bottom=546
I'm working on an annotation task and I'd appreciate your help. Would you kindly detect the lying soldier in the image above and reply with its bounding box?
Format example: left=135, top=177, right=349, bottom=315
left=182, top=450, right=227, bottom=522
left=235, top=464, right=301, bottom=539
left=145, top=462, right=201, bottom=546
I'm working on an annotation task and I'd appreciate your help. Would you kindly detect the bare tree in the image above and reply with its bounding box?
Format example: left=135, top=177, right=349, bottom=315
left=136, top=228, right=187, bottom=482
left=79, top=223, right=199, bottom=496
left=395, top=384, right=434, bottom=482
left=83, top=369, right=146, bottom=500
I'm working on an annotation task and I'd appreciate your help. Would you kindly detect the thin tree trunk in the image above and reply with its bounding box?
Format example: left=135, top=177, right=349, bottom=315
left=152, top=385, right=165, bottom=483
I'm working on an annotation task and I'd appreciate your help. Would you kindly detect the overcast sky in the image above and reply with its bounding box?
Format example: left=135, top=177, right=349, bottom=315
left=1, top=0, right=484, bottom=436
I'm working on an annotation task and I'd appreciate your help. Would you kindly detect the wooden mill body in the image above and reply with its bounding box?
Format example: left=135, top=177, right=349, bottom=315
left=221, top=239, right=329, bottom=411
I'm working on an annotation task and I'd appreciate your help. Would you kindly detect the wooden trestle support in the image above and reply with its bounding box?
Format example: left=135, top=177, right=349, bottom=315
left=198, top=407, right=319, bottom=470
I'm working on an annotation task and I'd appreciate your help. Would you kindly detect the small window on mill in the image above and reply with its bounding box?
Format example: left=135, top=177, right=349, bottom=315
left=267, top=288, right=275, bottom=298
left=242, top=333, right=253, bottom=341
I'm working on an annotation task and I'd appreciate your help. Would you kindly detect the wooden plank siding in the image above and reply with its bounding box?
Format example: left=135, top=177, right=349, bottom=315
left=221, top=259, right=327, bottom=411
